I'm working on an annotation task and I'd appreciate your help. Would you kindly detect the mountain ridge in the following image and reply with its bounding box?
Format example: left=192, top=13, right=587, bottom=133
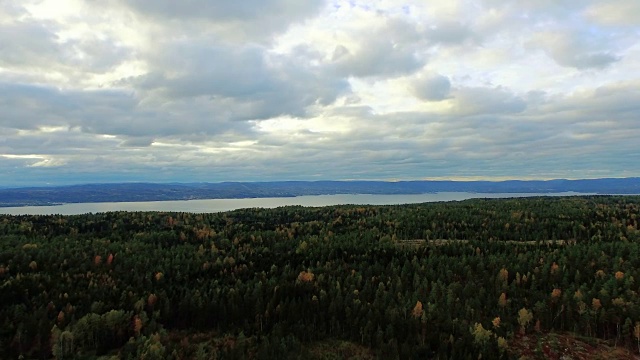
left=1, top=177, right=639, bottom=207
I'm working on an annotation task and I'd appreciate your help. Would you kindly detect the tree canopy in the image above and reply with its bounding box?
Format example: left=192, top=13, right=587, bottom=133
left=1, top=195, right=639, bottom=358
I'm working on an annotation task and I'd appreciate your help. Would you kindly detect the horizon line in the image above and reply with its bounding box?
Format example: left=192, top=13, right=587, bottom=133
left=1, top=176, right=639, bottom=189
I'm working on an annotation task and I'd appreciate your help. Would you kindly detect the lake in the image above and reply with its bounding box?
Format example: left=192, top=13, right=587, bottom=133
left=0, top=192, right=595, bottom=215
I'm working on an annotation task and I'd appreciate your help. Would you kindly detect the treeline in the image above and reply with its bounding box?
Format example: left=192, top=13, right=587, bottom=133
left=0, top=196, right=639, bottom=359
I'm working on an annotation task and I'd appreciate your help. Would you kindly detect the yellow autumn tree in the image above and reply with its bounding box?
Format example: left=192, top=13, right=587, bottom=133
left=492, top=317, right=501, bottom=329
left=412, top=301, right=423, bottom=318
left=297, top=270, right=315, bottom=282
left=592, top=298, right=602, bottom=311
left=499, top=267, right=508, bottom=280
left=133, top=315, right=143, bottom=336
left=612, top=297, right=626, bottom=307
left=497, top=336, right=508, bottom=353
left=498, top=268, right=508, bottom=286
left=471, top=323, right=493, bottom=346
left=148, top=293, right=158, bottom=307
left=498, top=292, right=507, bottom=309
left=517, top=308, right=533, bottom=334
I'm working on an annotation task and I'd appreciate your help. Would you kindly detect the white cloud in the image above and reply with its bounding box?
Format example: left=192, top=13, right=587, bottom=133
left=29, top=157, right=66, bottom=167
left=584, top=1, right=640, bottom=26
left=0, top=0, right=638, bottom=185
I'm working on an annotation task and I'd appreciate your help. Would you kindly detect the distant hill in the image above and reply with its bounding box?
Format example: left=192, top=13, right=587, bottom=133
left=0, top=178, right=639, bottom=207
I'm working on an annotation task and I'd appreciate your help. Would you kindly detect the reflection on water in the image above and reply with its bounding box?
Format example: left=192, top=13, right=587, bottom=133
left=0, top=192, right=593, bottom=216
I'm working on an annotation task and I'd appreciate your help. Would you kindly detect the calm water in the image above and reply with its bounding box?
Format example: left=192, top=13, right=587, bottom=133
left=0, top=192, right=594, bottom=215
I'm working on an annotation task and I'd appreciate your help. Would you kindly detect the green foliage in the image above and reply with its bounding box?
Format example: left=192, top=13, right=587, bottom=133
left=0, top=196, right=639, bottom=358
left=471, top=323, right=493, bottom=345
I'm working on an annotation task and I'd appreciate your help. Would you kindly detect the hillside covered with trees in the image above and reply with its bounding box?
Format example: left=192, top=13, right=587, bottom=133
left=1, top=196, right=640, bottom=359
left=2, top=177, right=639, bottom=207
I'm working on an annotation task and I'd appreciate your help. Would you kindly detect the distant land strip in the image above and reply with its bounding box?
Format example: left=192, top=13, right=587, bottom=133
left=0, top=178, right=639, bottom=207
left=396, top=239, right=577, bottom=247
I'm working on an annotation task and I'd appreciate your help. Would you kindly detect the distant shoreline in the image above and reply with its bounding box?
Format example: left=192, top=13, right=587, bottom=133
left=0, top=191, right=608, bottom=208
left=4, top=192, right=640, bottom=216
left=0, top=178, right=639, bottom=208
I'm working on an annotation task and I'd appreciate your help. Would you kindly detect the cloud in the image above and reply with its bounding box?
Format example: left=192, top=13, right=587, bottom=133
left=412, top=73, right=451, bottom=101
left=29, top=157, right=67, bottom=167
left=328, top=17, right=427, bottom=77
left=0, top=6, right=134, bottom=88
left=426, top=21, right=475, bottom=44
left=131, top=41, right=350, bottom=121
left=584, top=1, right=640, bottom=27
left=479, top=0, right=592, bottom=21
left=0, top=82, right=138, bottom=131
left=114, top=0, right=325, bottom=40
left=451, top=86, right=527, bottom=115
left=132, top=44, right=274, bottom=99
left=119, top=137, right=155, bottom=148
left=0, top=20, right=62, bottom=68
left=528, top=28, right=621, bottom=70
left=0, top=154, right=66, bottom=168
left=119, top=0, right=323, bottom=21
left=0, top=0, right=638, bottom=186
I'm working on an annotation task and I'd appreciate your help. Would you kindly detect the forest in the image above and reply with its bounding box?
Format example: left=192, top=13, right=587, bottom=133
left=1, top=195, right=639, bottom=359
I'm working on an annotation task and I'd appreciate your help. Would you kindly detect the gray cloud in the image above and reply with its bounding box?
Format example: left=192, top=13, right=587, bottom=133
left=0, top=82, right=138, bottom=130
left=0, top=82, right=257, bottom=139
left=118, top=137, right=155, bottom=148
left=530, top=31, right=620, bottom=69
left=120, top=0, right=323, bottom=21
left=0, top=21, right=61, bottom=68
left=4, top=77, right=638, bottom=185
left=451, top=86, right=527, bottom=115
left=329, top=18, right=426, bottom=77
left=134, top=44, right=273, bottom=98
left=131, top=41, right=350, bottom=120
left=426, top=21, right=475, bottom=44
left=0, top=0, right=638, bottom=186
left=413, top=73, right=451, bottom=101
left=584, top=1, right=640, bottom=26
left=0, top=14, right=132, bottom=84
left=115, top=0, right=325, bottom=40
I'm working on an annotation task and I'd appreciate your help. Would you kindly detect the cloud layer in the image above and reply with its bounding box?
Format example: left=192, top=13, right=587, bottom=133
left=1, top=0, right=639, bottom=186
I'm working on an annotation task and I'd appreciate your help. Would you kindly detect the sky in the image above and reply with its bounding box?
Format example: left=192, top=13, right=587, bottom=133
left=1, top=0, right=639, bottom=186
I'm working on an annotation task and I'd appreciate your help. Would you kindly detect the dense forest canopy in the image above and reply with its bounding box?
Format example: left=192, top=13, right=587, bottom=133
left=1, top=196, right=639, bottom=359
